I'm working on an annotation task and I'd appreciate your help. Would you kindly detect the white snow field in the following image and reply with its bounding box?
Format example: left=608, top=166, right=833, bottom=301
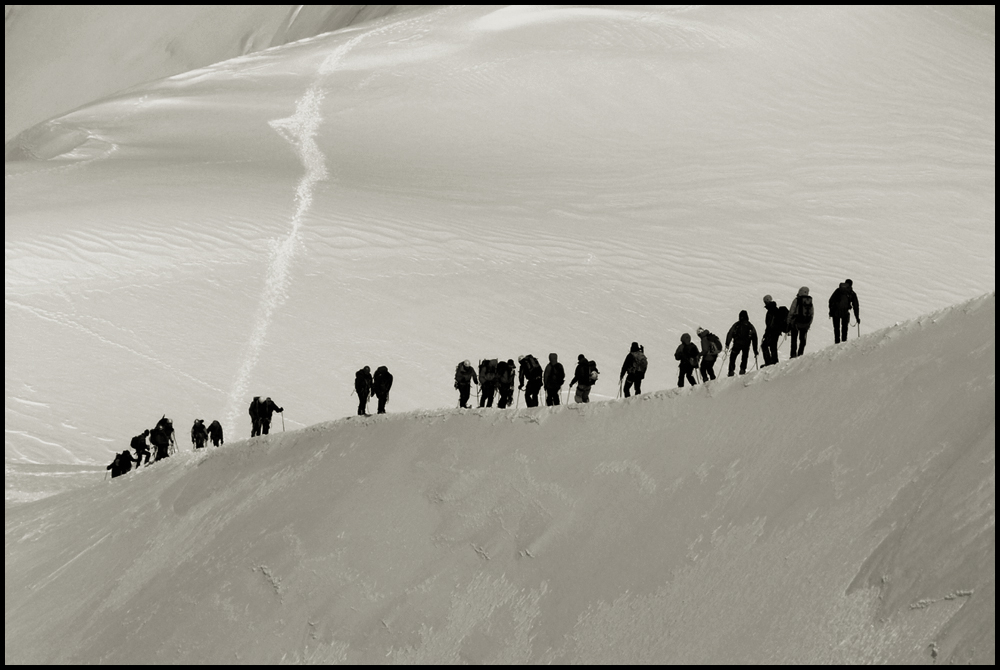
left=5, top=294, right=995, bottom=664
left=4, top=5, right=403, bottom=142
left=5, top=6, right=994, bottom=502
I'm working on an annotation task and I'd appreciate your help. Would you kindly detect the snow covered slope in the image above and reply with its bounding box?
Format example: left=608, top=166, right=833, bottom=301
left=4, top=6, right=995, bottom=490
left=5, top=294, right=994, bottom=664
left=4, top=5, right=404, bottom=142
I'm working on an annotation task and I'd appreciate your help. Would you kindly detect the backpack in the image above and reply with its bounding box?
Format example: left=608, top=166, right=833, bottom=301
left=793, top=296, right=814, bottom=327
left=589, top=362, right=600, bottom=385
left=706, top=333, right=723, bottom=356
left=630, top=349, right=648, bottom=376
left=497, top=361, right=513, bottom=386
left=837, top=289, right=854, bottom=314
left=776, top=306, right=790, bottom=334
left=480, top=359, right=498, bottom=384
left=523, top=356, right=542, bottom=379
left=549, top=363, right=565, bottom=387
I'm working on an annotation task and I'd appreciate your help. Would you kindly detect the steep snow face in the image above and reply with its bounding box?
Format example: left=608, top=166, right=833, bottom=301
left=3, top=5, right=404, bottom=142
left=4, top=7, right=995, bottom=484
left=4, top=295, right=994, bottom=664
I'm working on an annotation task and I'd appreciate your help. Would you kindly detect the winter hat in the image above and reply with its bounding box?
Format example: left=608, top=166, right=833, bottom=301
left=517, top=355, right=525, bottom=363
left=763, top=294, right=773, bottom=303
left=681, top=333, right=691, bottom=344
left=630, top=341, right=640, bottom=352
left=463, top=360, right=471, bottom=367
left=739, top=310, right=749, bottom=321
left=696, top=327, right=704, bottom=335
left=798, top=286, right=810, bottom=297
left=845, top=279, right=853, bottom=287
left=578, top=354, right=587, bottom=362
left=549, top=353, right=559, bottom=362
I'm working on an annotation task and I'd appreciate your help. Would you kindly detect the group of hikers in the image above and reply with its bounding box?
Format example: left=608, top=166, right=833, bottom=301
left=108, top=280, right=860, bottom=476
left=453, top=280, right=861, bottom=406
left=106, top=415, right=225, bottom=478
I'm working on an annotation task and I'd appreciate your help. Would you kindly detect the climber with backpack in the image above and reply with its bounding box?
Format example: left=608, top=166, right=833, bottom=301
left=762, top=295, right=786, bottom=367
left=725, top=310, right=760, bottom=377
left=517, top=354, right=544, bottom=408
left=191, top=419, right=209, bottom=450
left=354, top=367, right=373, bottom=416
left=496, top=360, right=516, bottom=409
left=149, top=416, right=175, bottom=461
left=569, top=354, right=597, bottom=403
left=478, top=359, right=499, bottom=408
left=788, top=286, right=814, bottom=358
left=207, top=420, right=224, bottom=447
left=675, top=334, right=701, bottom=388
left=455, top=360, right=479, bottom=409
left=373, top=366, right=393, bottom=414
left=828, top=279, right=860, bottom=344
left=543, top=353, right=566, bottom=406
left=130, top=429, right=151, bottom=466
left=696, top=328, right=723, bottom=382
left=619, top=342, right=647, bottom=397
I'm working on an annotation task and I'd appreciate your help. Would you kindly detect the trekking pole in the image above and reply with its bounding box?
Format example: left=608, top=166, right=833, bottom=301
left=856, top=321, right=861, bottom=339
left=281, top=413, right=285, bottom=432
left=618, top=377, right=623, bottom=399
left=516, top=386, right=521, bottom=409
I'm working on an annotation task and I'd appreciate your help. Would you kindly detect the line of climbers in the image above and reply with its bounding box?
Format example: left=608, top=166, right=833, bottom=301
left=108, top=282, right=861, bottom=475
left=107, top=416, right=224, bottom=478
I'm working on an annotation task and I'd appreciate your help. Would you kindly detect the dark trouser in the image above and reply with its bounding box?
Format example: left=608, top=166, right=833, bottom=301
left=479, top=382, right=496, bottom=408
left=155, top=443, right=169, bottom=461
left=574, top=384, right=592, bottom=403
left=832, top=313, right=850, bottom=344
left=261, top=419, right=272, bottom=434
left=762, top=331, right=780, bottom=366
left=375, top=392, right=388, bottom=414
left=497, top=384, right=513, bottom=409
left=678, top=365, right=697, bottom=388
left=136, top=448, right=151, bottom=465
left=524, top=378, right=542, bottom=407
left=458, top=383, right=472, bottom=408
left=194, top=438, right=205, bottom=450
left=729, top=345, right=750, bottom=376
left=700, top=357, right=717, bottom=382
left=545, top=385, right=561, bottom=406
left=251, top=419, right=261, bottom=437
left=624, top=374, right=642, bottom=397
left=357, top=392, right=369, bottom=416
left=790, top=327, right=809, bottom=357
left=210, top=437, right=221, bottom=447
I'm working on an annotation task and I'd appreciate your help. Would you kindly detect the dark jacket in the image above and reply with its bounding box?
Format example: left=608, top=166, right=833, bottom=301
left=130, top=433, right=149, bottom=453
left=675, top=342, right=701, bottom=370
left=828, top=284, right=860, bottom=320
left=207, top=420, right=224, bottom=443
left=258, top=398, right=283, bottom=422
left=355, top=368, right=373, bottom=396
left=543, top=354, right=565, bottom=389
left=620, top=345, right=647, bottom=380
left=373, top=366, right=393, bottom=396
left=570, top=357, right=590, bottom=388
left=518, top=356, right=542, bottom=387
left=763, top=301, right=784, bottom=336
left=191, top=420, right=208, bottom=445
left=455, top=363, right=478, bottom=386
left=726, top=312, right=759, bottom=354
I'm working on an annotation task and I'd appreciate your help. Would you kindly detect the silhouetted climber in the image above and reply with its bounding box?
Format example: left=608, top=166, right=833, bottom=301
left=130, top=429, right=151, bottom=466
left=479, top=359, right=499, bottom=408
left=249, top=396, right=262, bottom=437
left=517, top=354, right=543, bottom=408
left=107, top=449, right=138, bottom=479
left=828, top=279, right=860, bottom=344
left=543, top=353, right=565, bottom=406
left=496, top=359, right=516, bottom=409
left=726, top=310, right=759, bottom=377
left=619, top=342, right=647, bottom=397
left=675, top=334, right=701, bottom=387
left=788, top=286, right=814, bottom=358
left=257, top=397, right=284, bottom=433
left=191, top=419, right=208, bottom=450
left=373, top=366, right=393, bottom=414
left=570, top=354, right=596, bottom=403
left=761, top=295, right=786, bottom=367
left=455, top=360, right=479, bottom=409
left=149, top=416, right=175, bottom=461
left=354, top=367, right=373, bottom=416
left=697, top=328, right=723, bottom=382
left=207, top=420, right=224, bottom=447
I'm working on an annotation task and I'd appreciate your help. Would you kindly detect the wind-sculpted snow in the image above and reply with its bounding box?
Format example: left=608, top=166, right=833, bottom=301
left=4, top=296, right=994, bottom=663
left=4, top=6, right=995, bottom=485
